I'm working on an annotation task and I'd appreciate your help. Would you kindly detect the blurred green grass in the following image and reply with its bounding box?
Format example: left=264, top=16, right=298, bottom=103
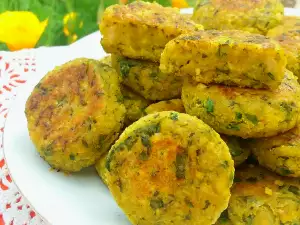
left=0, top=0, right=196, bottom=50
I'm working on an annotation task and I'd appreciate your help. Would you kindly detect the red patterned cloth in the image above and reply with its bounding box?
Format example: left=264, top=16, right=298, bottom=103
left=0, top=51, right=45, bottom=225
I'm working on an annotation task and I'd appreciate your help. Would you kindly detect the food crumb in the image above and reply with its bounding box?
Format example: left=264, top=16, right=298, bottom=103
left=265, top=187, right=273, bottom=195
left=274, top=180, right=284, bottom=186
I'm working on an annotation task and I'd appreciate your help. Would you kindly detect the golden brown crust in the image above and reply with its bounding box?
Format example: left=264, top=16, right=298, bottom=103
left=160, top=30, right=287, bottom=90
left=193, top=0, right=284, bottom=34
left=106, top=112, right=234, bottom=225
left=182, top=70, right=300, bottom=138
left=100, top=1, right=202, bottom=62
left=26, top=58, right=126, bottom=172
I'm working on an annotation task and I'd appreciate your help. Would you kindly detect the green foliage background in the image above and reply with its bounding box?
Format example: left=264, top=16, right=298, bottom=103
left=0, top=0, right=197, bottom=51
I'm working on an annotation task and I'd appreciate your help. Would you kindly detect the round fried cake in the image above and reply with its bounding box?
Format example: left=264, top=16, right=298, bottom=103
left=25, top=58, right=126, bottom=172
left=228, top=166, right=300, bottom=225
left=250, top=125, right=300, bottom=177
left=112, top=54, right=182, bottom=101
left=192, top=0, right=284, bottom=34
left=182, top=70, right=300, bottom=138
left=105, top=111, right=234, bottom=225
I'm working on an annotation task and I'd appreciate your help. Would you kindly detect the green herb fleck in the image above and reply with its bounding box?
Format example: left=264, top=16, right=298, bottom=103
left=119, top=58, right=138, bottom=78
left=217, top=43, right=229, bottom=57
left=226, top=136, right=243, bottom=157
left=268, top=72, right=275, bottom=80
left=184, top=198, right=194, bottom=208
left=57, top=96, right=67, bottom=107
left=221, top=160, right=229, bottom=168
left=170, top=112, right=179, bottom=121
left=42, top=143, right=54, bottom=156
left=216, top=67, right=230, bottom=74
left=206, top=98, right=214, bottom=113
left=175, top=151, right=187, bottom=179
left=279, top=167, right=294, bottom=176
left=124, top=136, right=137, bottom=150
left=139, top=150, right=150, bottom=161
left=244, top=215, right=253, bottom=225
left=226, top=123, right=240, bottom=131
left=150, top=198, right=164, bottom=210
left=245, top=114, right=258, bottom=125
left=141, top=134, right=151, bottom=149
left=106, top=143, right=126, bottom=171
left=203, top=200, right=211, bottom=210
left=69, top=154, right=75, bottom=160
left=288, top=185, right=299, bottom=195
left=280, top=102, right=293, bottom=121
left=235, top=112, right=242, bottom=120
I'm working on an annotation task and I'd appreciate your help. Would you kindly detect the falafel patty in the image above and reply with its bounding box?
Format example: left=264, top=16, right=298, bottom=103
left=267, top=16, right=300, bottom=37
left=100, top=1, right=202, bottom=62
left=221, top=135, right=250, bottom=167
left=112, top=55, right=182, bottom=101
left=182, top=70, right=300, bottom=138
left=228, top=166, right=300, bottom=225
left=270, top=30, right=300, bottom=79
left=25, top=58, right=126, bottom=172
left=249, top=125, right=300, bottom=177
left=160, top=30, right=286, bottom=90
left=106, top=111, right=234, bottom=225
left=145, top=99, right=185, bottom=115
left=192, top=0, right=284, bottom=34
left=121, top=85, right=151, bottom=126
left=95, top=152, right=108, bottom=186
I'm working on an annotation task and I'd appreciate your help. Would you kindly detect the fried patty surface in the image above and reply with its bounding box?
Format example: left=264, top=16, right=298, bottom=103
left=112, top=54, right=182, bottom=100
left=106, top=111, right=234, bottom=225
left=121, top=85, right=151, bottom=126
left=160, top=30, right=286, bottom=90
left=250, top=125, right=300, bottom=177
left=182, top=70, right=300, bottom=138
left=26, top=58, right=126, bottom=172
left=100, top=1, right=202, bottom=62
left=228, top=166, right=300, bottom=225
left=192, top=0, right=284, bottom=34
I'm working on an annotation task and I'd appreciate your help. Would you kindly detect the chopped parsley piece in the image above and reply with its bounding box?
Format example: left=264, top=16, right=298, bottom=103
left=169, top=112, right=179, bottom=121
left=278, top=167, right=294, bottom=176
left=150, top=198, right=164, bottom=210
left=69, top=154, right=75, bottom=160
left=235, top=112, right=243, bottom=120
left=267, top=72, right=275, bottom=80
left=206, top=98, right=214, bottom=113
left=288, top=185, right=299, bottom=195
left=226, top=123, right=240, bottom=131
left=245, top=114, right=258, bottom=125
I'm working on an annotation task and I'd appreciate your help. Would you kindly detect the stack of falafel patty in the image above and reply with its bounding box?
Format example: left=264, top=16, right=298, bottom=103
left=99, top=1, right=300, bottom=224
left=25, top=0, right=300, bottom=224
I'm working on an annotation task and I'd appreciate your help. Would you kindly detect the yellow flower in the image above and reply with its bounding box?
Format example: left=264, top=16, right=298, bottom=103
left=63, top=12, right=83, bottom=43
left=172, top=0, right=189, bottom=8
left=0, top=11, right=48, bottom=51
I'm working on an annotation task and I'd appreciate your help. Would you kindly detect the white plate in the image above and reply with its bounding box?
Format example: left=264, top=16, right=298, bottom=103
left=4, top=7, right=300, bottom=225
